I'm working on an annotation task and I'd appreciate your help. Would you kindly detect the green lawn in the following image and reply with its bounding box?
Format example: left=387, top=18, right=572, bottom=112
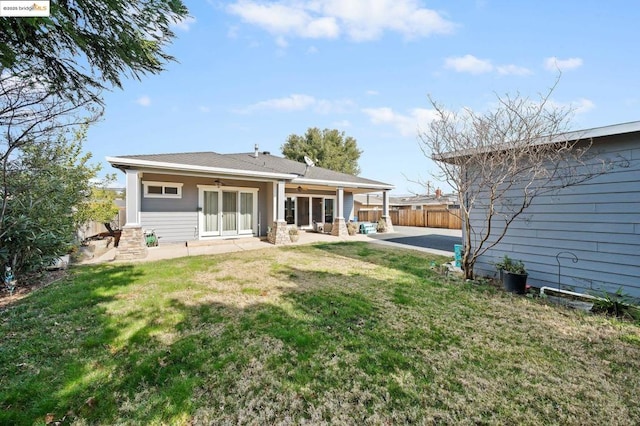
left=1, top=242, right=639, bottom=425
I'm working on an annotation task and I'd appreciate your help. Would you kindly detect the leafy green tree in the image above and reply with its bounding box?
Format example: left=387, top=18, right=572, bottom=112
left=282, top=128, right=362, bottom=175
left=0, top=126, right=103, bottom=273
left=0, top=0, right=189, bottom=273
left=76, top=186, right=120, bottom=228
left=0, top=0, right=189, bottom=103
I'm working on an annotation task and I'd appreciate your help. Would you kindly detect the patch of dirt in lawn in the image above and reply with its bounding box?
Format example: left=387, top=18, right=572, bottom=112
left=181, top=249, right=382, bottom=309
left=0, top=269, right=68, bottom=310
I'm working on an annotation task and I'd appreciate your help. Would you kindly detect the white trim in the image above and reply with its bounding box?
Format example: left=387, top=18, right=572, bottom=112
left=106, top=157, right=394, bottom=190
left=440, top=120, right=640, bottom=162
left=292, top=177, right=393, bottom=190
left=142, top=180, right=183, bottom=199
left=107, top=157, right=296, bottom=180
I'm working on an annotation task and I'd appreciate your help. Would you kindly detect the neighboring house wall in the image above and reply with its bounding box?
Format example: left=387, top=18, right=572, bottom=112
left=471, top=134, right=640, bottom=297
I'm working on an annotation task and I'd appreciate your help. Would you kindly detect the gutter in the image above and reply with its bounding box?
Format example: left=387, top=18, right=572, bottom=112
left=106, top=156, right=296, bottom=180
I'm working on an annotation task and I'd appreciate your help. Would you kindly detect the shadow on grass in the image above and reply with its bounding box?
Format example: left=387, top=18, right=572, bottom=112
left=310, top=241, right=450, bottom=281
left=0, top=255, right=461, bottom=424
left=2, top=246, right=638, bottom=424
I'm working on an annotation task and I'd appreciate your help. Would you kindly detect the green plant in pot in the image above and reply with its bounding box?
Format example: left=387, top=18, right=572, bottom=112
left=496, top=255, right=528, bottom=294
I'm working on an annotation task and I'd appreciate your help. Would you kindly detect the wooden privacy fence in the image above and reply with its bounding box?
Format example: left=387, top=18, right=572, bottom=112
left=357, top=209, right=462, bottom=230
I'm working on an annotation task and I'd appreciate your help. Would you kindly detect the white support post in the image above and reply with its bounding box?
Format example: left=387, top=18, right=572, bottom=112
left=276, top=180, right=286, bottom=222
left=116, top=169, right=148, bottom=259
left=381, top=190, right=394, bottom=233
left=336, top=187, right=344, bottom=219
left=382, top=190, right=390, bottom=217
left=268, top=180, right=290, bottom=244
left=331, top=187, right=348, bottom=236
left=125, top=169, right=141, bottom=226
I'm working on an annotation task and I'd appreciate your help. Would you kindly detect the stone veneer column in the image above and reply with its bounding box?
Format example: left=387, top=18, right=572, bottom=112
left=331, top=218, right=348, bottom=236
left=380, top=190, right=394, bottom=233
left=115, top=226, right=148, bottom=260
left=115, top=168, right=148, bottom=260
left=268, top=221, right=291, bottom=245
left=380, top=216, right=394, bottom=233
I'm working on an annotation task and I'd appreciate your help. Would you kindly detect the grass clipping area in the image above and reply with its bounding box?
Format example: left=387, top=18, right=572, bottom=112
left=1, top=241, right=640, bottom=425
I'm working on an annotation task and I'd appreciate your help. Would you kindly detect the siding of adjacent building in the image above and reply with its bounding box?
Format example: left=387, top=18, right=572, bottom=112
left=470, top=133, right=640, bottom=298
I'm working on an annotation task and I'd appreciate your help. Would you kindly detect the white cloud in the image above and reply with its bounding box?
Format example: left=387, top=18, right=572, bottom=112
left=573, top=98, right=595, bottom=115
left=363, top=107, right=439, bottom=137
left=227, top=0, right=455, bottom=43
left=136, top=96, right=151, bottom=107
left=365, top=90, right=379, bottom=96
left=245, top=94, right=316, bottom=112
left=547, top=97, right=595, bottom=116
left=333, top=119, right=351, bottom=128
left=236, top=94, right=355, bottom=114
left=306, top=45, right=319, bottom=54
left=496, top=64, right=532, bottom=76
left=444, top=54, right=493, bottom=74
left=227, top=1, right=339, bottom=41
left=199, top=106, right=211, bottom=113
left=444, top=55, right=532, bottom=76
left=171, top=16, right=196, bottom=32
left=544, top=56, right=583, bottom=71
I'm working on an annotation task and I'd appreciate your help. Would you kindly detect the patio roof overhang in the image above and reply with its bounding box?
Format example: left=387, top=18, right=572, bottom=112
left=106, top=156, right=395, bottom=193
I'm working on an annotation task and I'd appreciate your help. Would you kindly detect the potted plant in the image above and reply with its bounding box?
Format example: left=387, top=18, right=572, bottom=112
left=497, top=255, right=528, bottom=294
left=289, top=227, right=299, bottom=242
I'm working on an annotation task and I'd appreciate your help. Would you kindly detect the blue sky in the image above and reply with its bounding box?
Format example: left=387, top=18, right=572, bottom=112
left=87, top=0, right=640, bottom=194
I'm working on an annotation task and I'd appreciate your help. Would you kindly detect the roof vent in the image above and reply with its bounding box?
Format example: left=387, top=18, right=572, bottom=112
left=254, top=144, right=259, bottom=158
left=262, top=151, right=270, bottom=155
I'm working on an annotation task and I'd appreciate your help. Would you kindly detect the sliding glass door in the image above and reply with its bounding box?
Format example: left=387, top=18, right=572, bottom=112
left=202, top=190, right=219, bottom=235
left=221, top=191, right=238, bottom=236
left=198, top=186, right=257, bottom=238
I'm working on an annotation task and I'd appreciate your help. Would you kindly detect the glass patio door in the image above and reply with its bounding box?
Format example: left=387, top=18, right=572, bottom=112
left=222, top=191, right=237, bottom=235
left=297, top=197, right=310, bottom=227
left=199, top=185, right=257, bottom=238
left=202, top=190, right=219, bottom=236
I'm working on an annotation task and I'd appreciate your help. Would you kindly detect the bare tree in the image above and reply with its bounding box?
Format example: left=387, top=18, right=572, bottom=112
left=419, top=82, right=610, bottom=280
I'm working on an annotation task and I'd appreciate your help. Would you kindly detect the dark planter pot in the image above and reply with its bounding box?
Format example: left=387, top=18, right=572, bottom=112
left=502, top=270, right=528, bottom=294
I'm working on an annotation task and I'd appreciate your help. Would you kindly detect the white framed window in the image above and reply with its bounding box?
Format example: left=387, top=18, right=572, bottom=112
left=142, top=181, right=183, bottom=199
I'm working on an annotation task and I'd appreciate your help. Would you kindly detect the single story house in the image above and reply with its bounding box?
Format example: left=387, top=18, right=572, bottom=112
left=388, top=192, right=459, bottom=211
left=107, top=146, right=394, bottom=259
left=445, top=120, right=640, bottom=298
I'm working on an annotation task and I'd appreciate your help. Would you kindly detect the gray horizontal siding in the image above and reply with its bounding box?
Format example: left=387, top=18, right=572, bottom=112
left=469, top=134, right=640, bottom=298
left=140, top=212, right=198, bottom=243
